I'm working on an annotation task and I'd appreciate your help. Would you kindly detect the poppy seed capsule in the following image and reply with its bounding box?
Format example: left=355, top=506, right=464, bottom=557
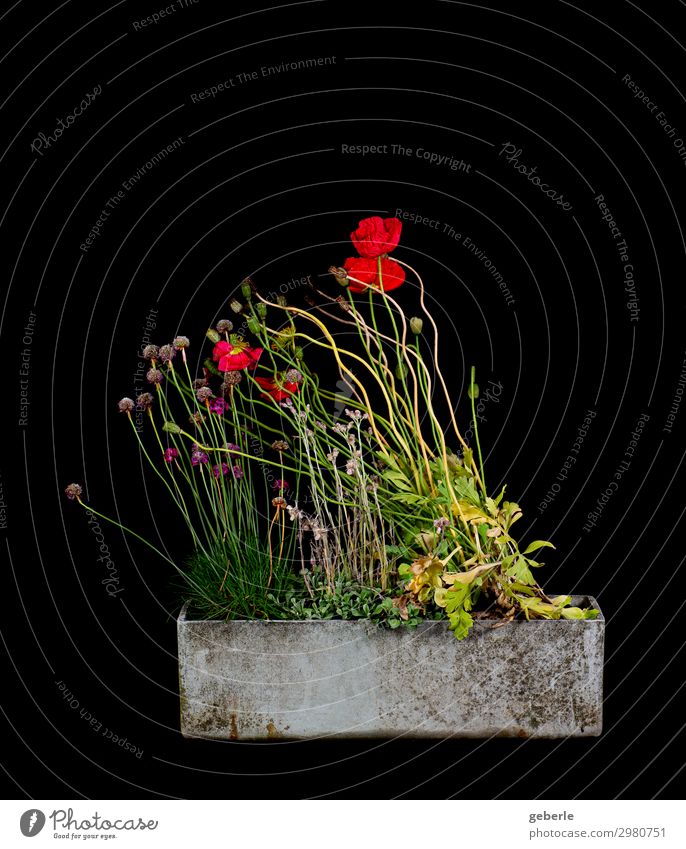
left=117, top=397, right=135, bottom=413
left=146, top=368, right=164, bottom=384
left=136, top=392, right=155, bottom=409
left=162, top=421, right=182, bottom=434
left=158, top=344, right=175, bottom=363
left=196, top=386, right=213, bottom=402
left=206, top=328, right=220, bottom=343
left=64, top=483, right=83, bottom=501
left=216, top=319, right=233, bottom=333
left=173, top=336, right=189, bottom=350
left=229, top=298, right=242, bottom=314
left=142, top=344, right=159, bottom=360
left=410, top=317, right=423, bottom=335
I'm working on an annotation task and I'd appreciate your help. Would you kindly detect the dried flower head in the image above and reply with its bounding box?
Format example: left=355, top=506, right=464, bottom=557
left=189, top=411, right=205, bottom=427
left=117, top=397, right=135, bottom=414
left=209, top=397, right=228, bottom=415
left=232, top=465, right=244, bottom=479
left=216, top=319, right=233, bottom=333
left=191, top=449, right=209, bottom=466
left=434, top=517, right=450, bottom=534
left=271, top=439, right=289, bottom=452
left=272, top=496, right=287, bottom=509
left=276, top=295, right=288, bottom=307
left=173, top=336, right=190, bottom=350
left=64, top=483, right=83, bottom=501
left=284, top=368, right=302, bottom=384
left=222, top=370, right=243, bottom=388
left=142, top=344, right=159, bottom=361
left=196, top=386, right=213, bottom=402
left=136, top=392, right=154, bottom=410
left=213, top=462, right=230, bottom=478
left=229, top=298, right=243, bottom=314
left=192, top=378, right=208, bottom=390
left=241, top=278, right=254, bottom=299
left=146, top=368, right=164, bottom=385
left=158, top=344, right=175, bottom=364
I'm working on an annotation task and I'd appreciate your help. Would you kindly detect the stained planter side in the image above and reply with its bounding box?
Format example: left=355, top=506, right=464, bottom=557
left=177, top=597, right=604, bottom=740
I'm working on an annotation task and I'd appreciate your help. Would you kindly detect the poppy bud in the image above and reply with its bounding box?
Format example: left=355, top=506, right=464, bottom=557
left=395, top=362, right=408, bottom=380
left=162, top=421, right=182, bottom=434
left=410, top=317, right=423, bottom=335
left=467, top=383, right=479, bottom=400
left=329, top=265, right=349, bottom=287
left=206, top=328, right=220, bottom=343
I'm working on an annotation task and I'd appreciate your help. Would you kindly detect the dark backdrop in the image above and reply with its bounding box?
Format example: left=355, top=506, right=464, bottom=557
left=1, top=0, right=685, bottom=799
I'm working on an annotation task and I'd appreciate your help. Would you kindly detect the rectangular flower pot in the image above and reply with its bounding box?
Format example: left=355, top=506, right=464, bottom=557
left=177, top=596, right=604, bottom=740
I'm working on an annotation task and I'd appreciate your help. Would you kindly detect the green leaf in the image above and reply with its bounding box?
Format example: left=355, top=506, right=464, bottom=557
left=448, top=609, right=474, bottom=640
left=560, top=607, right=584, bottom=620
left=522, top=540, right=555, bottom=555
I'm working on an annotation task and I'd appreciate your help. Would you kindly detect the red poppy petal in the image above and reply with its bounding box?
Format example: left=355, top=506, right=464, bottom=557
left=212, top=340, right=230, bottom=361
left=377, top=258, right=405, bottom=292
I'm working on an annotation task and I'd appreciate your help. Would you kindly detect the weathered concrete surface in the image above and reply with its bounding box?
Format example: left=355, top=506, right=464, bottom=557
left=178, top=596, right=604, bottom=740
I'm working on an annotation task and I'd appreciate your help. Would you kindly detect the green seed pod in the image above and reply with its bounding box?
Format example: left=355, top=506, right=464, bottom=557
left=162, top=421, right=182, bottom=434
left=256, top=302, right=267, bottom=319
left=410, top=317, right=423, bottom=335
left=241, top=278, right=253, bottom=299
left=247, top=317, right=261, bottom=334
left=206, top=328, right=220, bottom=343
left=467, top=383, right=479, bottom=400
left=395, top=362, right=408, bottom=380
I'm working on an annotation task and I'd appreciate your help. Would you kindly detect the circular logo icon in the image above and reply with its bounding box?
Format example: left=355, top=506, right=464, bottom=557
left=20, top=810, right=46, bottom=837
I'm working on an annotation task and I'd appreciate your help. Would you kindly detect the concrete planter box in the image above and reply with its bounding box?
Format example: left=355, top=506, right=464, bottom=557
left=178, top=596, right=604, bottom=740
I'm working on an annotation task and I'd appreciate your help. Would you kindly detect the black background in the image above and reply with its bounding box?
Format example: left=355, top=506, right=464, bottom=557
left=1, top=0, right=685, bottom=799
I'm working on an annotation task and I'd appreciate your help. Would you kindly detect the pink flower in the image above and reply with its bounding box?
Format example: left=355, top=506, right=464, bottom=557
left=164, top=447, right=179, bottom=463
left=209, top=397, right=228, bottom=414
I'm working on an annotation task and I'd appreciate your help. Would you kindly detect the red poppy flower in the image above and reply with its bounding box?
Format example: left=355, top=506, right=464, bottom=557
left=351, top=216, right=402, bottom=258
left=212, top=339, right=262, bottom=371
left=343, top=256, right=406, bottom=293
left=254, top=375, right=299, bottom=403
